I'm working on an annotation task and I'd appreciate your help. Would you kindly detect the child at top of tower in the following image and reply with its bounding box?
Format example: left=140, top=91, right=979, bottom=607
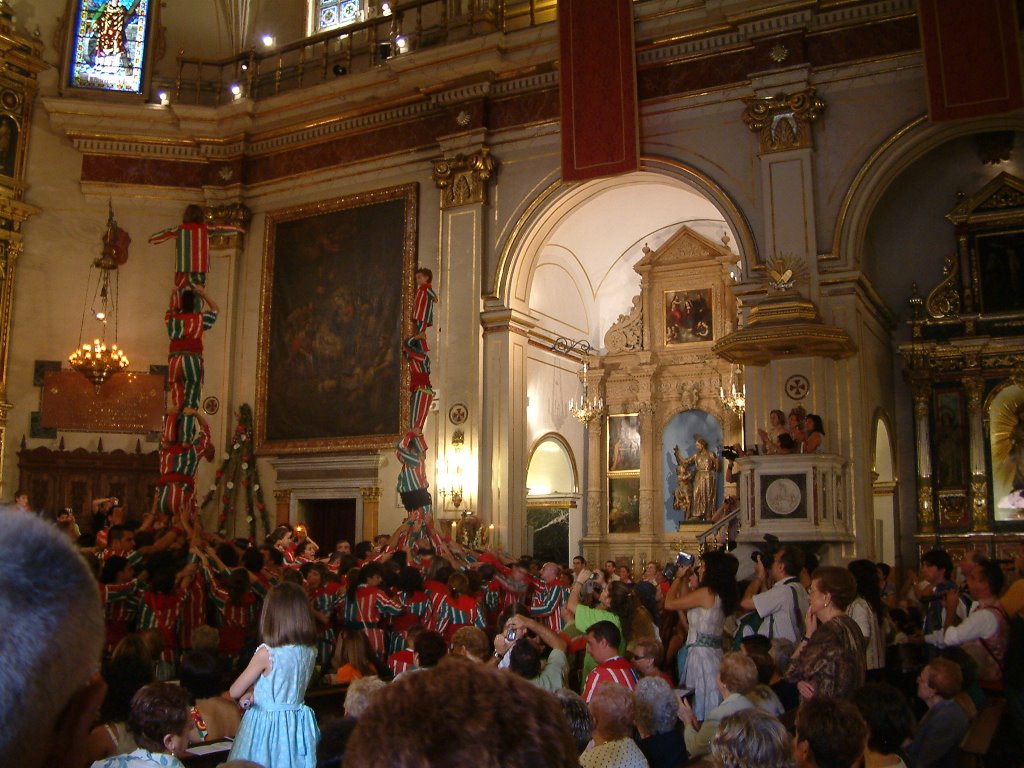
left=412, top=267, right=437, bottom=335
left=149, top=204, right=244, bottom=286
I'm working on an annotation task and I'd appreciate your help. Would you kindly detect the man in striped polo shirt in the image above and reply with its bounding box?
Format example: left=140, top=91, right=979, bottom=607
left=582, top=620, right=638, bottom=702
left=530, top=561, right=569, bottom=631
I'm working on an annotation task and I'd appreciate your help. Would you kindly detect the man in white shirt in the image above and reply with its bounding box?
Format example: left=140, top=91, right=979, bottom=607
left=925, top=559, right=1007, bottom=689
left=739, top=544, right=809, bottom=643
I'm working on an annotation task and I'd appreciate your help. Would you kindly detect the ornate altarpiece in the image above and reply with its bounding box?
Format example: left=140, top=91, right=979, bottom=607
left=0, top=6, right=46, bottom=492
left=581, top=226, right=742, bottom=569
left=900, top=172, right=1024, bottom=563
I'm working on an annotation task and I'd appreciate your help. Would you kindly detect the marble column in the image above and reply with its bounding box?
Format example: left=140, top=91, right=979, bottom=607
left=479, top=303, right=534, bottom=555
left=431, top=137, right=496, bottom=520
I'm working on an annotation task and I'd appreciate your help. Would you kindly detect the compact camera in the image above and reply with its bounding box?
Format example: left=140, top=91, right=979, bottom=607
left=663, top=551, right=695, bottom=580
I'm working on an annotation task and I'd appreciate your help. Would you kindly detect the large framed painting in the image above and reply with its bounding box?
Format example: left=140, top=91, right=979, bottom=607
left=989, top=382, right=1024, bottom=521
left=664, top=288, right=713, bottom=345
left=255, top=184, right=418, bottom=453
left=62, top=0, right=158, bottom=97
left=607, top=413, right=640, bottom=472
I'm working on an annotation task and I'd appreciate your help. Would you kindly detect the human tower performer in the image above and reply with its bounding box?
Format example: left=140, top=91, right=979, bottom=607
left=394, top=268, right=442, bottom=562
left=150, top=206, right=242, bottom=522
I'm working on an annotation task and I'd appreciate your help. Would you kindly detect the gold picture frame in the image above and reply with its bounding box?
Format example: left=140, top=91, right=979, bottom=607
left=255, top=183, right=418, bottom=453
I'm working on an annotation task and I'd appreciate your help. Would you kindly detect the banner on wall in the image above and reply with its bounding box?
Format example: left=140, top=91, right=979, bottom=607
left=918, top=0, right=1024, bottom=122
left=558, top=0, right=639, bottom=182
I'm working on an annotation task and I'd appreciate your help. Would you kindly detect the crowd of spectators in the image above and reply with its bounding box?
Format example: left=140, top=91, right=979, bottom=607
left=2, top=497, right=1022, bottom=768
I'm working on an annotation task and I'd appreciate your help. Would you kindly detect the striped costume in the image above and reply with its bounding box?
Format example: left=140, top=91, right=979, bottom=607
left=387, top=648, right=417, bottom=677
left=204, top=568, right=259, bottom=657
left=481, top=578, right=502, bottom=629
left=582, top=656, right=639, bottom=702
left=156, top=413, right=211, bottom=517
left=530, top=580, right=570, bottom=632
left=388, top=590, right=432, bottom=654
left=348, top=585, right=403, bottom=657
left=178, top=560, right=208, bottom=651
left=137, top=588, right=187, bottom=663
left=309, top=582, right=342, bottom=668
left=149, top=222, right=244, bottom=286
left=411, top=282, right=437, bottom=334
left=100, top=579, right=141, bottom=655
left=403, top=336, right=434, bottom=431
left=100, top=546, right=144, bottom=572
left=165, top=306, right=218, bottom=410
left=396, top=430, right=429, bottom=494
left=434, top=593, right=486, bottom=642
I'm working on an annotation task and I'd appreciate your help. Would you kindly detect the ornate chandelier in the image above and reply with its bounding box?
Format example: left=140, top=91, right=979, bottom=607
left=68, top=204, right=130, bottom=392
left=555, top=337, right=605, bottom=425
left=719, top=366, right=745, bottom=416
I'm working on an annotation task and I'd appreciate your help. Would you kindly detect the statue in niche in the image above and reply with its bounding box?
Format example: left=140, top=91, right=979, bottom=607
left=671, top=446, right=693, bottom=516
left=673, top=437, right=719, bottom=521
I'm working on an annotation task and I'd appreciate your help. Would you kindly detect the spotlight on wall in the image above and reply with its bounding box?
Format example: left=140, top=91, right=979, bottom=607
left=156, top=90, right=170, bottom=106
left=261, top=34, right=275, bottom=47
left=332, top=64, right=348, bottom=76
left=381, top=2, right=392, bottom=15
left=395, top=35, right=408, bottom=52
left=230, top=83, right=243, bottom=100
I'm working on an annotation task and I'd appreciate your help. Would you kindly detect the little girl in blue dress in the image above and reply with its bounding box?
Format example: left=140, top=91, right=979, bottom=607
left=228, top=582, right=319, bottom=768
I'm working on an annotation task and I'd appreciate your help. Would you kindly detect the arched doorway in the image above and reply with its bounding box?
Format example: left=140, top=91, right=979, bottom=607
left=483, top=161, right=755, bottom=557
left=526, top=433, right=578, bottom=565
left=872, top=412, right=898, bottom=564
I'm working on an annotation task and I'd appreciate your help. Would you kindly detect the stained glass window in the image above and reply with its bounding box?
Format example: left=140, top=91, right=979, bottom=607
left=315, top=0, right=362, bottom=32
left=68, top=0, right=153, bottom=94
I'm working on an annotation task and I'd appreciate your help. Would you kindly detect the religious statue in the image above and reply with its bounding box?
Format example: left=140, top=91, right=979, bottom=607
left=673, top=437, right=719, bottom=521
left=671, top=446, right=693, bottom=516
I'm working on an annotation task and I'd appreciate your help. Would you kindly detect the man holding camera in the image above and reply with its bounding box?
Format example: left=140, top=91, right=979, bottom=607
left=739, top=545, right=809, bottom=643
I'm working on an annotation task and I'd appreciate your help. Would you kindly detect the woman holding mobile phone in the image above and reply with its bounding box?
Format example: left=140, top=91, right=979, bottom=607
left=664, top=550, right=739, bottom=720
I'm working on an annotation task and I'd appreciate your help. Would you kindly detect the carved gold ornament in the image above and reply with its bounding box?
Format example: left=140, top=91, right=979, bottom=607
left=742, top=88, right=825, bottom=154
left=924, top=255, right=961, bottom=319
left=432, top=147, right=497, bottom=209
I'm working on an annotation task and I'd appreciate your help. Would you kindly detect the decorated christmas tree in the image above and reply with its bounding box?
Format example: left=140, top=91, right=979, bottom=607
left=198, top=403, right=273, bottom=540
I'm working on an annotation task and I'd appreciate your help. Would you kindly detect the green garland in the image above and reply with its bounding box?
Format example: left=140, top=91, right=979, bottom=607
left=198, top=403, right=273, bottom=540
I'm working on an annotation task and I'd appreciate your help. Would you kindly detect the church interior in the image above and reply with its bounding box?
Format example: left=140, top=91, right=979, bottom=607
left=2, top=0, right=1024, bottom=574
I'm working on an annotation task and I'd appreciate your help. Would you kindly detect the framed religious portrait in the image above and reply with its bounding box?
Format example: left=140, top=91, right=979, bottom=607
left=664, top=288, right=714, bottom=345
left=607, top=413, right=640, bottom=472
left=255, top=184, right=418, bottom=453
left=932, top=389, right=967, bottom=489
left=608, top=476, right=640, bottom=533
left=974, top=229, right=1024, bottom=315
left=61, top=0, right=159, bottom=97
left=988, top=382, right=1024, bottom=521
